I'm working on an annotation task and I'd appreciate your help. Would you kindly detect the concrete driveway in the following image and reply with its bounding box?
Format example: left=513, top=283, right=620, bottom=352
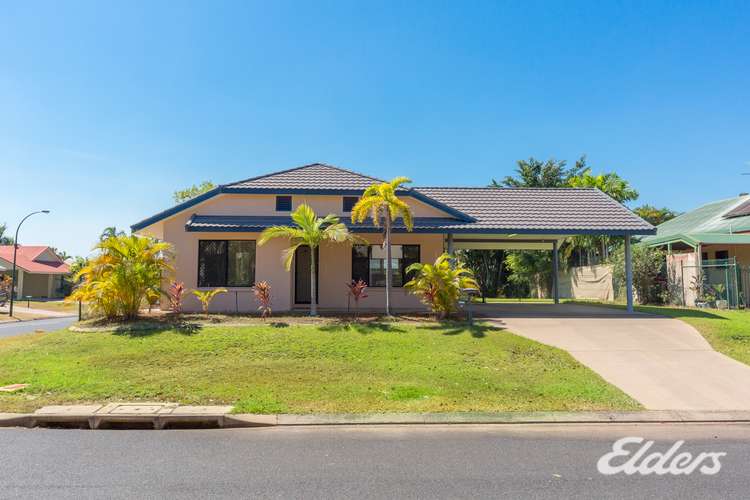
left=479, top=303, right=750, bottom=411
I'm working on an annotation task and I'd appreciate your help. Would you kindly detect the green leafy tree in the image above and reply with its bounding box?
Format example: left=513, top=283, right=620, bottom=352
left=259, top=204, right=359, bottom=316
left=458, top=249, right=506, bottom=301
left=492, top=157, right=587, bottom=187
left=174, top=181, right=215, bottom=204
left=610, top=244, right=666, bottom=305
left=351, top=177, right=414, bottom=317
left=505, top=251, right=553, bottom=299
left=633, top=205, right=679, bottom=226
left=69, top=235, right=173, bottom=320
left=405, top=253, right=479, bottom=318
left=0, top=223, right=14, bottom=245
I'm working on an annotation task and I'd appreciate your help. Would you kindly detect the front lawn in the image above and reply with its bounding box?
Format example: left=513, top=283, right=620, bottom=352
left=0, top=320, right=638, bottom=413
left=23, top=299, right=79, bottom=314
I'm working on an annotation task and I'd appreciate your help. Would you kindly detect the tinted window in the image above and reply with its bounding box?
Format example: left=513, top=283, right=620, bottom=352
left=198, top=240, right=256, bottom=287
left=276, top=196, right=292, bottom=211
left=343, top=197, right=358, bottom=212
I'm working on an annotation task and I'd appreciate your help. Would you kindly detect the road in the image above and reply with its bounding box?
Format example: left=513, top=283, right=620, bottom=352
left=0, top=423, right=748, bottom=499
left=0, top=316, right=76, bottom=338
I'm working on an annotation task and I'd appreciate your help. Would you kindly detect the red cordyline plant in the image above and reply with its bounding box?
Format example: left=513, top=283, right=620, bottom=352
left=252, top=281, right=272, bottom=319
left=167, top=281, right=186, bottom=313
left=346, top=279, right=368, bottom=317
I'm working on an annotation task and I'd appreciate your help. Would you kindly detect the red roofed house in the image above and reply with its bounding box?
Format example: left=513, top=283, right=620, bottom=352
left=0, top=246, right=70, bottom=299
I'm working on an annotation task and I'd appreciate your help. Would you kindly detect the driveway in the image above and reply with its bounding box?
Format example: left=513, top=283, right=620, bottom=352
left=479, top=303, right=750, bottom=411
left=0, top=316, right=76, bottom=338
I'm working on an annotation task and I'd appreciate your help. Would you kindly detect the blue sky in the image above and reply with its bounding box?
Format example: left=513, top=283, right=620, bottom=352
left=2, top=1, right=749, bottom=257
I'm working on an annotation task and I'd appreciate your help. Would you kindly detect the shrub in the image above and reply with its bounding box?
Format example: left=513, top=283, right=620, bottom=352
left=346, top=279, right=368, bottom=317
left=252, top=281, right=272, bottom=319
left=167, top=281, right=186, bottom=313
left=610, top=244, right=666, bottom=305
left=405, top=253, right=479, bottom=318
left=68, top=234, right=173, bottom=320
left=192, top=288, right=227, bottom=314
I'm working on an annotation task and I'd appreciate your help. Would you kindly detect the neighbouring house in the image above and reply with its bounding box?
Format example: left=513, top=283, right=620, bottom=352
left=132, top=163, right=654, bottom=313
left=0, top=246, right=71, bottom=299
left=643, top=194, right=750, bottom=308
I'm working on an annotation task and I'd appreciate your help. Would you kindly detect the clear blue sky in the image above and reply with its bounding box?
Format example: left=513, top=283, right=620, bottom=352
left=2, top=1, right=749, bottom=257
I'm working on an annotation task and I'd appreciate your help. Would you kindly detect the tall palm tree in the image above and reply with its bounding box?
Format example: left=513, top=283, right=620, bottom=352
left=351, top=177, right=414, bottom=317
left=259, top=204, right=358, bottom=316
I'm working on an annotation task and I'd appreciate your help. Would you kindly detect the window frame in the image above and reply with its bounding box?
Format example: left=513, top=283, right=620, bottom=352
left=342, top=196, right=359, bottom=213
left=351, top=244, right=420, bottom=288
left=275, top=195, right=292, bottom=212
left=197, top=239, right=256, bottom=288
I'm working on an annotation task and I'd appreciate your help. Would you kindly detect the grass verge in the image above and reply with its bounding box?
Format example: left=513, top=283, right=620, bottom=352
left=0, top=320, right=638, bottom=413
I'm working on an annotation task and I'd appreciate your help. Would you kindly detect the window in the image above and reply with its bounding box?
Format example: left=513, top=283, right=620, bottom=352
left=276, top=195, right=292, bottom=211
left=351, top=244, right=420, bottom=287
left=715, top=250, right=729, bottom=261
left=198, top=240, right=256, bottom=287
left=342, top=196, right=358, bottom=212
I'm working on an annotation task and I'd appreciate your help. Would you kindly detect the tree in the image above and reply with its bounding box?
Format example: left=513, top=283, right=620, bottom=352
left=259, top=204, right=358, bottom=316
left=505, top=251, right=553, bottom=299
left=458, top=249, right=506, bottom=301
left=610, top=244, right=667, bottom=305
left=351, top=177, right=414, bottom=317
left=405, top=253, right=479, bottom=318
left=567, top=166, right=639, bottom=262
left=633, top=205, right=679, bottom=226
left=174, top=181, right=215, bottom=204
left=0, top=223, right=13, bottom=245
left=69, top=235, right=173, bottom=320
left=492, top=157, right=587, bottom=188
left=99, top=226, right=126, bottom=241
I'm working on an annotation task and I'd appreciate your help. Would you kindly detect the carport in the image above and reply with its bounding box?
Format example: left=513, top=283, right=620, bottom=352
left=413, top=186, right=656, bottom=313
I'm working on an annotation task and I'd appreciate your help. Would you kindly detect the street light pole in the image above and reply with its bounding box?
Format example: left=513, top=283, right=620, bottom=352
left=8, top=210, right=50, bottom=317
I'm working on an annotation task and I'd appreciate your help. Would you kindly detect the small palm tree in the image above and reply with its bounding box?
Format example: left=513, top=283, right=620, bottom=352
left=351, top=177, right=414, bottom=317
left=192, top=288, right=227, bottom=314
left=259, top=204, right=359, bottom=316
left=405, top=253, right=479, bottom=318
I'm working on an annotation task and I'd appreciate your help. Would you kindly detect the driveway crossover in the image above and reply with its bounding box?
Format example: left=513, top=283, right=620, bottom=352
left=479, top=303, right=750, bottom=410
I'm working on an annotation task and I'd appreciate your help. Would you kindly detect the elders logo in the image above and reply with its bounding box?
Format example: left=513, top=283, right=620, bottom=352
left=597, top=437, right=726, bottom=475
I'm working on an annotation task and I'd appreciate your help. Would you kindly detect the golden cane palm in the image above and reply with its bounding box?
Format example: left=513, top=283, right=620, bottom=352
left=350, top=176, right=414, bottom=317
left=259, top=203, right=359, bottom=316
left=68, top=234, right=174, bottom=320
left=405, top=253, right=479, bottom=318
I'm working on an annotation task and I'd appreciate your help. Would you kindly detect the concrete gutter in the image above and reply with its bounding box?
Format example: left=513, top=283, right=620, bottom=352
left=4, top=407, right=750, bottom=429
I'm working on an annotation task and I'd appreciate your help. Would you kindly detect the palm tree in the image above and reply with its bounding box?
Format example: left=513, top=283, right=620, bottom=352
left=351, top=177, right=414, bottom=317
left=259, top=204, right=358, bottom=316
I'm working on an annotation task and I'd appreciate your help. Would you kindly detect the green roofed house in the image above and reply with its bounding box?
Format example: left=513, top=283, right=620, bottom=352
left=643, top=193, right=750, bottom=308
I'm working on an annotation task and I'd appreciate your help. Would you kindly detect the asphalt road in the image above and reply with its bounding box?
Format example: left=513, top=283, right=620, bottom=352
left=0, top=423, right=748, bottom=499
left=0, top=316, right=76, bottom=338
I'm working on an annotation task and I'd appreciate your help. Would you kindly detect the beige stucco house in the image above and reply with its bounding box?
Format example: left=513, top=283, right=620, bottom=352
left=132, top=163, right=654, bottom=313
left=0, top=245, right=70, bottom=299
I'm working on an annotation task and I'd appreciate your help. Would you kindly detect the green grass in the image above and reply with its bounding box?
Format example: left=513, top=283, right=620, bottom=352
left=24, top=300, right=78, bottom=314
left=569, top=301, right=750, bottom=367
left=0, top=321, right=638, bottom=414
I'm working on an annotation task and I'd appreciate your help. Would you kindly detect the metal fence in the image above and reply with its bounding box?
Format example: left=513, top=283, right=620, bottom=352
left=681, top=258, right=748, bottom=309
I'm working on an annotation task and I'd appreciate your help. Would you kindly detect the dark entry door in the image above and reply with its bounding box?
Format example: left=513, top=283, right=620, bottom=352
left=294, top=246, right=319, bottom=304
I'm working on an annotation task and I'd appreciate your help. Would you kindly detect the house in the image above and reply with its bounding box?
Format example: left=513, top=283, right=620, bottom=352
left=132, top=163, right=654, bottom=313
left=643, top=194, right=750, bottom=307
left=0, top=246, right=71, bottom=299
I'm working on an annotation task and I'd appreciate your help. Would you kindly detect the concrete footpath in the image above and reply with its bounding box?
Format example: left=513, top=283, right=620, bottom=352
left=3, top=403, right=750, bottom=429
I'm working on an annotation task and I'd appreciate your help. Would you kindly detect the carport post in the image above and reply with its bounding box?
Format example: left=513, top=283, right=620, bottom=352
left=625, top=234, right=634, bottom=313
left=552, top=240, right=560, bottom=304
left=446, top=233, right=454, bottom=255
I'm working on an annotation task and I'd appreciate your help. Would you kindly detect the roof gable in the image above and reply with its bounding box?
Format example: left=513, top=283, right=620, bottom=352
left=225, top=163, right=390, bottom=192
left=0, top=245, right=69, bottom=274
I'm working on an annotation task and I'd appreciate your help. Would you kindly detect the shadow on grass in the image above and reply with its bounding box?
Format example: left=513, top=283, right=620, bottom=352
left=319, top=321, right=407, bottom=334
left=111, top=320, right=203, bottom=337
left=416, top=321, right=502, bottom=339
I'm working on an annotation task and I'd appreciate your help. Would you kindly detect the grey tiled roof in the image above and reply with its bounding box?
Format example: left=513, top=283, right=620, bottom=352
left=413, top=187, right=655, bottom=233
left=225, top=163, right=391, bottom=192
left=186, top=215, right=461, bottom=233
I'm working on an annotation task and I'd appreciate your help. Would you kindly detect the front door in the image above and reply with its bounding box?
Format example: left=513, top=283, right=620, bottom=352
left=294, top=246, right=319, bottom=304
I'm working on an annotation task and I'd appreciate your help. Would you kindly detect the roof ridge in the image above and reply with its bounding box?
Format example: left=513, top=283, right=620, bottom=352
left=226, top=162, right=388, bottom=188
left=414, top=186, right=599, bottom=190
